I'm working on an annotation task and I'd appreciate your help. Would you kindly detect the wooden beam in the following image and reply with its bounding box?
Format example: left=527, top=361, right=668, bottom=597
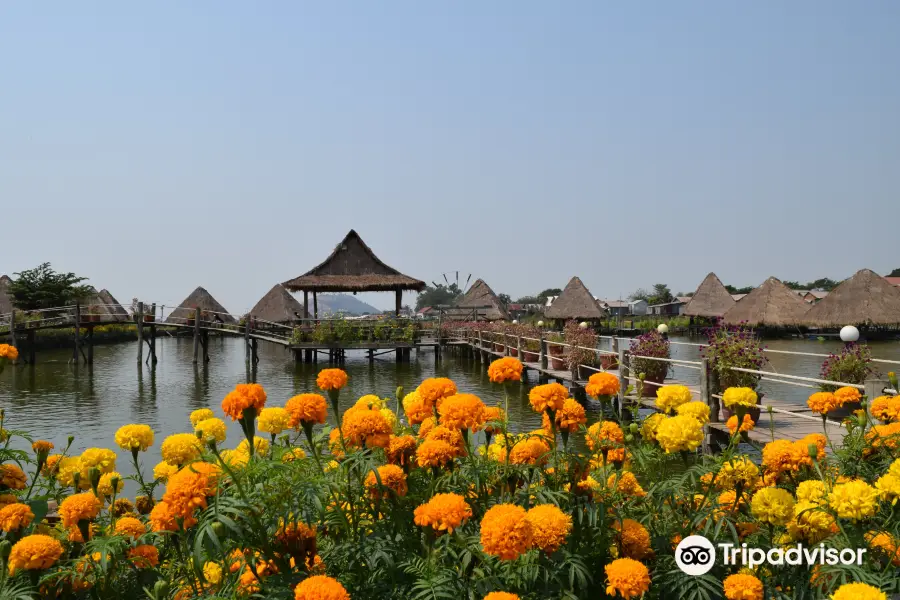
left=395, top=289, right=402, bottom=317
left=303, top=291, right=309, bottom=319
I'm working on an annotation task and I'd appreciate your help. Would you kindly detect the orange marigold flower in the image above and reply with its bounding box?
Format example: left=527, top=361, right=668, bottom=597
left=0, top=464, right=27, bottom=490
left=294, top=575, right=351, bottom=600
left=162, top=461, right=220, bottom=528
left=316, top=368, right=349, bottom=392
left=509, top=436, right=551, bottom=466
left=483, top=594, right=519, bottom=600
left=866, top=422, right=900, bottom=453
left=387, top=435, right=417, bottom=466
left=328, top=428, right=347, bottom=458
left=607, top=471, right=646, bottom=497
left=727, top=414, right=756, bottom=434
left=480, top=503, right=533, bottom=560
left=416, top=439, right=456, bottom=468
left=416, top=378, right=458, bottom=408
left=341, top=408, right=392, bottom=449
left=488, top=357, right=524, bottom=384
left=871, top=396, right=900, bottom=423
left=414, top=493, right=472, bottom=533
left=586, top=372, right=620, bottom=398
left=403, top=392, right=432, bottom=425
left=526, top=504, right=572, bottom=554
left=114, top=516, right=146, bottom=538
left=867, top=531, right=900, bottom=566
left=555, top=398, right=586, bottom=433
left=529, top=383, right=568, bottom=413
left=477, top=405, right=507, bottom=434
left=32, top=440, right=54, bottom=454
left=723, top=573, right=763, bottom=600
left=0, top=503, right=34, bottom=532
left=8, top=535, right=63, bottom=573
left=128, top=544, right=159, bottom=568
left=614, top=518, right=651, bottom=560
left=222, top=383, right=267, bottom=421
left=604, top=557, right=650, bottom=599
left=438, top=393, right=486, bottom=430
left=286, top=393, right=328, bottom=427
left=800, top=433, right=827, bottom=460
left=586, top=421, right=624, bottom=452
left=425, top=426, right=465, bottom=454
left=807, top=392, right=840, bottom=415
left=149, top=500, right=178, bottom=532
left=762, top=440, right=807, bottom=476
left=834, top=386, right=862, bottom=406
left=365, top=464, right=408, bottom=498
left=58, top=492, right=102, bottom=528
left=418, top=417, right=437, bottom=439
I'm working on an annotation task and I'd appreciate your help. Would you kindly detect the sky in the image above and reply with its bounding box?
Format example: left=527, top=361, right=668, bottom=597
left=2, top=2, right=899, bottom=312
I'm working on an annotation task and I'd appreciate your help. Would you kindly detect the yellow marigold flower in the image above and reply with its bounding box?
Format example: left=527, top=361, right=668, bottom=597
left=416, top=439, right=456, bottom=468
left=555, top=398, right=587, bottom=433
left=0, top=463, right=27, bottom=490
left=149, top=500, right=178, bottom=532
left=723, top=573, right=763, bottom=600
left=282, top=447, right=307, bottom=462
left=161, top=433, right=202, bottom=466
left=830, top=582, right=886, bottom=600
left=614, top=518, right=651, bottom=560
left=509, top=436, right=551, bottom=466
left=258, top=407, right=291, bottom=435
left=787, top=500, right=835, bottom=544
left=58, top=492, right=102, bottom=528
left=750, top=487, right=794, bottom=526
left=114, top=516, right=146, bottom=538
left=221, top=383, right=267, bottom=421
left=54, top=456, right=82, bottom=488
left=8, top=534, right=63, bottom=573
left=162, top=461, right=220, bottom=528
left=717, top=456, right=759, bottom=490
left=677, top=401, right=710, bottom=425
left=416, top=378, right=458, bottom=409
left=640, top=413, right=666, bottom=442
left=722, top=387, right=758, bottom=409
left=526, top=504, right=571, bottom=554
left=727, top=414, right=756, bottom=434
left=796, top=480, right=827, bottom=505
left=294, top=575, right=351, bottom=600
left=438, top=393, right=486, bottom=430
left=529, top=383, right=568, bottom=413
left=285, top=393, right=328, bottom=428
left=380, top=408, right=399, bottom=432
left=316, top=368, right=348, bottom=392
left=194, top=417, right=227, bottom=444
left=604, top=557, right=650, bottom=599
left=96, top=471, right=124, bottom=498
left=488, top=357, right=524, bottom=383
left=586, top=421, right=624, bottom=452
left=153, top=461, right=179, bottom=482
left=483, top=594, right=519, bottom=600
left=79, top=448, right=117, bottom=476
left=237, top=436, right=271, bottom=456
left=414, top=493, right=472, bottom=533
left=364, top=464, right=408, bottom=498
left=870, top=471, right=900, bottom=506
left=866, top=531, right=900, bottom=566
left=0, top=503, right=34, bottom=532
left=114, top=424, right=154, bottom=452
left=656, top=385, right=693, bottom=414
left=203, top=561, right=223, bottom=585
left=354, top=394, right=385, bottom=410
left=32, top=440, right=54, bottom=454
left=478, top=405, right=506, bottom=434
left=128, top=544, right=159, bottom=568
left=870, top=396, right=900, bottom=423
left=607, top=471, right=646, bottom=497
left=586, top=372, right=620, bottom=398
left=807, top=392, right=840, bottom=415
left=889, top=458, right=900, bottom=479
left=828, top=479, right=879, bottom=521
left=342, top=408, right=392, bottom=449
left=834, top=386, right=862, bottom=406
left=189, top=408, right=215, bottom=427
left=480, top=503, right=533, bottom=560
left=656, top=415, right=704, bottom=454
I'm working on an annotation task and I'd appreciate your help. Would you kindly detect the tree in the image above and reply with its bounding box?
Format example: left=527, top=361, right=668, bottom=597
left=783, top=278, right=840, bottom=291
left=648, top=283, right=674, bottom=305
left=415, top=284, right=462, bottom=311
left=725, top=284, right=754, bottom=295
left=888, top=268, right=900, bottom=277
left=629, top=288, right=650, bottom=302
left=498, top=294, right=511, bottom=307
left=515, top=295, right=541, bottom=305
left=9, top=263, right=92, bottom=310
left=537, top=288, right=562, bottom=300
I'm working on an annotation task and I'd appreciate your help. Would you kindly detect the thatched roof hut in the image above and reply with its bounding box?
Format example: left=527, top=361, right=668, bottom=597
left=165, top=287, right=236, bottom=324
left=249, top=284, right=305, bottom=324
left=545, top=276, right=606, bottom=321
left=449, top=279, right=509, bottom=321
left=682, top=273, right=735, bottom=318
left=96, top=289, right=130, bottom=322
left=803, top=269, right=900, bottom=327
left=722, top=277, right=810, bottom=327
left=0, top=275, right=12, bottom=315
left=283, top=230, right=425, bottom=293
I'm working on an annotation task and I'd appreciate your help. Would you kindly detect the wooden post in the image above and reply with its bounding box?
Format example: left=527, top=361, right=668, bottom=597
left=313, top=292, right=318, bottom=322
left=8, top=310, right=15, bottom=350
left=516, top=335, right=522, bottom=360
left=251, top=338, right=258, bottom=365
left=504, top=333, right=510, bottom=356
left=303, top=291, right=309, bottom=319
left=136, top=302, right=143, bottom=363
left=202, top=330, right=209, bottom=362
left=539, top=332, right=548, bottom=369
left=27, top=329, right=35, bottom=364
left=87, top=326, right=94, bottom=364
left=864, top=376, right=889, bottom=406
left=245, top=313, right=252, bottom=363
left=611, top=336, right=619, bottom=364
left=700, top=357, right=712, bottom=452
left=192, top=307, right=200, bottom=364
left=709, top=365, right=721, bottom=424
left=149, top=303, right=157, bottom=364
left=617, top=348, right=628, bottom=416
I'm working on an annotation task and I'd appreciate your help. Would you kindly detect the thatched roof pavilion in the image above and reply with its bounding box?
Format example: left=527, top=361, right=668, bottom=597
left=96, top=289, right=130, bottom=322
left=722, top=277, right=810, bottom=327
left=803, top=269, right=900, bottom=327
left=449, top=279, right=509, bottom=321
left=248, top=284, right=305, bottom=324
left=682, top=273, right=735, bottom=318
left=0, top=275, right=12, bottom=315
left=545, top=276, right=606, bottom=321
left=282, top=230, right=425, bottom=317
left=165, top=287, right=236, bottom=324
left=80, top=288, right=131, bottom=322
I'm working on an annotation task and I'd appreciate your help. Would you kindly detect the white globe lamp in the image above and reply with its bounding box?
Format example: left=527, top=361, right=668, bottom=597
left=537, top=321, right=544, bottom=328
left=512, top=319, right=518, bottom=325
left=839, top=325, right=859, bottom=343
left=579, top=321, right=589, bottom=329
left=657, top=323, right=669, bottom=334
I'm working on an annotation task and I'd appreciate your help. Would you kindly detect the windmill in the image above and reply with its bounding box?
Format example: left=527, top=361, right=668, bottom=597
left=430, top=271, right=473, bottom=295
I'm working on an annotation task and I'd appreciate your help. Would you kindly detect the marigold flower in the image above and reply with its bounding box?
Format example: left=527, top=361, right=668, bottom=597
left=194, top=417, right=227, bottom=444
left=135, top=495, right=154, bottom=515
left=480, top=503, right=533, bottom=560
left=509, top=436, right=550, bottom=466
left=807, top=392, right=840, bottom=415
left=871, top=395, right=900, bottom=423
left=866, top=531, right=900, bottom=566
left=607, top=471, right=646, bottom=497
left=294, top=575, right=351, bottom=600
left=59, top=492, right=102, bottom=528
left=282, top=447, right=307, bottom=462
left=866, top=422, right=900, bottom=453
left=613, top=518, right=651, bottom=560
left=42, top=454, right=62, bottom=478
left=203, top=561, right=223, bottom=584
left=655, top=385, right=693, bottom=414
left=529, top=383, right=568, bottom=413
left=478, top=405, right=506, bottom=434
left=438, top=393, right=486, bottom=430
left=387, top=435, right=417, bottom=466
left=677, top=401, right=710, bottom=425
left=114, top=516, right=146, bottom=538
left=237, top=436, right=270, bottom=456
left=128, top=544, right=159, bottom=568
left=797, top=480, right=827, bottom=504
left=416, top=439, right=456, bottom=468
left=161, top=433, right=203, bottom=466
left=285, top=393, right=328, bottom=427
left=414, top=493, right=472, bottom=533
left=342, top=407, right=392, bottom=449
left=722, top=387, right=758, bottom=409
left=258, top=407, right=291, bottom=435
left=787, top=500, right=835, bottom=544
left=365, top=464, right=408, bottom=498
left=828, top=479, right=879, bottom=521
left=0, top=503, right=34, bottom=532
left=716, top=456, right=759, bottom=490
left=0, top=463, right=27, bottom=490
left=402, top=391, right=432, bottom=425
left=96, top=471, right=124, bottom=498
left=162, top=461, right=220, bottom=528
left=834, top=386, right=862, bottom=406
left=604, top=557, right=650, bottom=599
left=586, top=372, right=620, bottom=398
left=221, top=383, right=267, bottom=420
left=416, top=378, right=458, bottom=408
left=418, top=417, right=437, bottom=439
left=114, top=424, right=154, bottom=453
left=727, top=414, right=756, bottom=434
left=189, top=408, right=215, bottom=427
left=639, top=413, right=666, bottom=441
left=55, top=456, right=83, bottom=487
left=830, top=582, right=887, bottom=600
left=316, top=369, right=349, bottom=392
left=149, top=500, right=178, bottom=532
left=488, top=357, right=524, bottom=383
left=723, top=573, right=763, bottom=600
left=526, top=504, right=571, bottom=554
left=750, top=487, right=794, bottom=526
left=32, top=440, right=54, bottom=454
left=761, top=440, right=806, bottom=476
left=656, top=415, right=704, bottom=454
left=153, top=461, right=179, bottom=482
left=8, top=535, right=63, bottom=573
left=483, top=594, right=519, bottom=600
left=586, top=421, right=624, bottom=452
left=0, top=344, right=19, bottom=361
left=555, top=399, right=586, bottom=433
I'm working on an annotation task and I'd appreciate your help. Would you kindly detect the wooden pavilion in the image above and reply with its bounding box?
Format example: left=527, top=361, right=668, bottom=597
left=682, top=272, right=736, bottom=319
left=544, top=276, right=606, bottom=324
left=448, top=279, right=510, bottom=321
left=803, top=269, right=900, bottom=328
left=248, top=284, right=305, bottom=324
left=722, top=277, right=810, bottom=327
left=165, top=287, right=236, bottom=324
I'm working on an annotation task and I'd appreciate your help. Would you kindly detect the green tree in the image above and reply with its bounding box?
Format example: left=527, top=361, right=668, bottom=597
left=725, top=284, right=754, bottom=294
left=415, top=283, right=462, bottom=310
left=498, top=293, right=511, bottom=306
left=9, top=263, right=92, bottom=310
left=647, top=283, right=674, bottom=305
left=537, top=288, right=562, bottom=300
left=628, top=288, right=650, bottom=302
left=888, top=268, right=900, bottom=277
left=515, top=295, right=540, bottom=304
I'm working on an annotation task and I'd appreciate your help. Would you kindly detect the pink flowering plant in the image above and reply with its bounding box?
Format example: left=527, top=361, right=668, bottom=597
left=701, top=322, right=768, bottom=392
left=819, top=343, right=875, bottom=391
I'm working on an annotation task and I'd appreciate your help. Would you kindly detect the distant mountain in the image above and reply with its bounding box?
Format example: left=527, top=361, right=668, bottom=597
left=317, top=294, right=381, bottom=316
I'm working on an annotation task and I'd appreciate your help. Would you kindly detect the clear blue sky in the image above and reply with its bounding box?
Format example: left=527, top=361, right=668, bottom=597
left=2, top=2, right=898, bottom=312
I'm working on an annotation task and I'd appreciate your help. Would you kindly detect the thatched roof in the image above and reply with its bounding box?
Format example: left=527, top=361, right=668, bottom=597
left=283, top=230, right=425, bottom=293
left=97, top=289, right=130, bottom=322
left=723, top=277, right=810, bottom=327
left=449, top=279, right=509, bottom=321
left=248, top=284, right=305, bottom=323
left=803, top=269, right=900, bottom=327
left=79, top=288, right=131, bottom=322
left=165, top=287, right=236, bottom=324
left=682, top=273, right=735, bottom=317
left=0, top=275, right=12, bottom=315
left=545, top=276, right=606, bottom=320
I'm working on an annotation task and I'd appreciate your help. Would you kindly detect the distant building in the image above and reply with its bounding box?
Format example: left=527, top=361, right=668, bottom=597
left=731, top=294, right=747, bottom=302
left=417, top=306, right=434, bottom=318
left=793, top=289, right=810, bottom=298
left=803, top=290, right=829, bottom=303
left=885, top=277, right=900, bottom=287
left=629, top=299, right=648, bottom=316
left=600, top=300, right=630, bottom=317
left=648, top=298, right=688, bottom=315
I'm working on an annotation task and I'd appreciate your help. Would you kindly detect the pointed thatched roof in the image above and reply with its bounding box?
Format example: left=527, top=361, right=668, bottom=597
left=803, top=269, right=900, bottom=327
left=545, top=276, right=607, bottom=320
left=165, top=287, right=236, bottom=324
left=723, top=277, right=810, bottom=327
left=79, top=288, right=129, bottom=322
left=682, top=273, right=736, bottom=318
left=97, top=289, right=130, bottom=322
left=450, top=279, right=509, bottom=321
left=0, top=275, right=12, bottom=315
left=248, top=285, right=305, bottom=323
left=283, top=230, right=426, bottom=293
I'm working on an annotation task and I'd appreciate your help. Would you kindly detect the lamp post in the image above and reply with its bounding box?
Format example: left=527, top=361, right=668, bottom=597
left=537, top=321, right=544, bottom=328
left=579, top=321, right=588, bottom=329
left=657, top=323, right=669, bottom=340
left=839, top=325, right=859, bottom=345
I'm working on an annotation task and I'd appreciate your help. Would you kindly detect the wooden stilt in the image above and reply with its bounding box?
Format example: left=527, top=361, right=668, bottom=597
left=136, top=302, right=143, bottom=364
left=303, top=291, right=309, bottom=319
left=149, top=303, right=157, bottom=364
left=27, top=329, right=35, bottom=364
left=74, top=303, right=82, bottom=363
left=245, top=313, right=251, bottom=363
left=87, top=326, right=94, bottom=364
left=395, top=290, right=402, bottom=316
left=202, top=330, right=209, bottom=362
left=192, top=307, right=200, bottom=364
left=8, top=310, right=16, bottom=351
left=313, top=292, right=318, bottom=322
left=251, top=338, right=258, bottom=364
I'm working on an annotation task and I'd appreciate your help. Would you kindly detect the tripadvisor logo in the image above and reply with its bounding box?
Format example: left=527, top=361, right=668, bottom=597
left=675, top=535, right=866, bottom=575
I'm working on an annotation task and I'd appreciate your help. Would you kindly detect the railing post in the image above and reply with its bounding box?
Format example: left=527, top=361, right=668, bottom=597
left=192, top=307, right=201, bottom=364
left=617, top=348, right=628, bottom=406
left=8, top=310, right=15, bottom=350
left=539, top=332, right=548, bottom=369
left=700, top=357, right=713, bottom=453
left=136, top=302, right=143, bottom=364
left=74, top=302, right=81, bottom=363
left=504, top=333, right=510, bottom=356
left=708, top=362, right=720, bottom=423
left=245, top=313, right=252, bottom=362
left=477, top=329, right=483, bottom=349
left=516, top=335, right=522, bottom=359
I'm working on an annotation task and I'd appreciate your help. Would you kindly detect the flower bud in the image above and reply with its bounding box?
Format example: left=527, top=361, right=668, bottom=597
left=396, top=386, right=405, bottom=402
left=110, top=476, right=120, bottom=493
left=212, top=521, right=226, bottom=539
left=72, top=471, right=81, bottom=489
left=0, top=540, right=10, bottom=559
left=67, top=435, right=75, bottom=447
left=89, top=467, right=101, bottom=490
left=153, top=580, right=170, bottom=599
left=807, top=444, right=818, bottom=460
left=628, top=423, right=639, bottom=434
left=625, top=434, right=634, bottom=443
left=638, top=373, right=646, bottom=380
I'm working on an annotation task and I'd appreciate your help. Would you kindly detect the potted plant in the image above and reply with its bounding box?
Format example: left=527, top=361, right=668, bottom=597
left=521, top=325, right=541, bottom=362
left=629, top=331, right=670, bottom=397
left=547, top=331, right=566, bottom=370
left=564, top=320, right=598, bottom=380
left=702, top=324, right=768, bottom=421
left=818, top=343, right=875, bottom=419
